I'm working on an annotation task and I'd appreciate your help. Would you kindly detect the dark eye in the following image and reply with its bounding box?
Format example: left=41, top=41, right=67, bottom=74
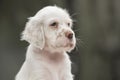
left=68, top=23, right=70, bottom=26
left=50, top=22, right=58, bottom=26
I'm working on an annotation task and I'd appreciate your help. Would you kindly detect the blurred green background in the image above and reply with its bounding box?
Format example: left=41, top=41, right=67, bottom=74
left=0, top=0, right=120, bottom=80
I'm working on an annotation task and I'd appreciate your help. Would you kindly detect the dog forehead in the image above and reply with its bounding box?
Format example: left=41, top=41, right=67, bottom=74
left=35, top=6, right=70, bottom=20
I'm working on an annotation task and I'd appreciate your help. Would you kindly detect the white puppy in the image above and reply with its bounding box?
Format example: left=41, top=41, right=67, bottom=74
left=16, top=6, right=76, bottom=80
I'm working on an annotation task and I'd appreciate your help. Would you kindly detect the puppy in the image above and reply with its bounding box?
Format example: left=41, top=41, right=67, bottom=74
left=16, top=6, right=76, bottom=80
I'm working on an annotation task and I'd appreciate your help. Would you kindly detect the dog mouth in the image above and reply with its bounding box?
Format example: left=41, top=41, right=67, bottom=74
left=63, top=42, right=74, bottom=48
left=58, top=41, right=76, bottom=51
left=49, top=37, right=76, bottom=51
left=51, top=41, right=75, bottom=49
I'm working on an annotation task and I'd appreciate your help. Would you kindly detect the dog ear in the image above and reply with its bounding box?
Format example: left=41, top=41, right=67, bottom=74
left=21, top=17, right=45, bottom=49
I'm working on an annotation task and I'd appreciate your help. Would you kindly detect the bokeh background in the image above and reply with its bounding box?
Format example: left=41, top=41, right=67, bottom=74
left=0, top=0, right=120, bottom=80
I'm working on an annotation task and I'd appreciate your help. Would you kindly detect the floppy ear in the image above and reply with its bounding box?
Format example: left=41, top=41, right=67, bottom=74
left=21, top=17, right=45, bottom=49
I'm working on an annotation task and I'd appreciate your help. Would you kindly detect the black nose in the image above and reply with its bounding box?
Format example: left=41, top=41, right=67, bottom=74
left=67, top=33, right=73, bottom=40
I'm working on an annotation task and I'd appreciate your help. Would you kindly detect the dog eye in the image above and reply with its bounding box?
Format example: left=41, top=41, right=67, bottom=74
left=67, top=23, right=70, bottom=26
left=50, top=22, right=58, bottom=27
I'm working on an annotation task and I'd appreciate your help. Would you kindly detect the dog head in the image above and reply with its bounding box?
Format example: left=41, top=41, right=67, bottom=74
left=21, top=6, right=76, bottom=52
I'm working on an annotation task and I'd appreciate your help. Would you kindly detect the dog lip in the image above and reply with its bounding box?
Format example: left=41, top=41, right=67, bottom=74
left=63, top=42, right=75, bottom=48
left=69, top=43, right=74, bottom=47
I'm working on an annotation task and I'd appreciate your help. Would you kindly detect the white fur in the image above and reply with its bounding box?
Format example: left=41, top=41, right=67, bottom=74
left=16, top=6, right=76, bottom=80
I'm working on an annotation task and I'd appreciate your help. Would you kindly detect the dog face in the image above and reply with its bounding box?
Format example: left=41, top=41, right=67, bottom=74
left=22, top=6, right=76, bottom=52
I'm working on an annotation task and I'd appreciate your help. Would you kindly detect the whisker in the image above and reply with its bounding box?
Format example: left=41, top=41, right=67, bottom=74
left=74, top=29, right=81, bottom=32
left=71, top=13, right=79, bottom=18
left=76, top=37, right=88, bottom=48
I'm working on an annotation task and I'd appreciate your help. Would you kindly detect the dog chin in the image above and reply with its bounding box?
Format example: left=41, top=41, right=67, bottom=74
left=49, top=41, right=75, bottom=52
left=57, top=43, right=75, bottom=52
left=65, top=44, right=75, bottom=52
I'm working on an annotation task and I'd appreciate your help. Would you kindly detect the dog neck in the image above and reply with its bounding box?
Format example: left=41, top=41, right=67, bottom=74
left=26, top=44, right=68, bottom=63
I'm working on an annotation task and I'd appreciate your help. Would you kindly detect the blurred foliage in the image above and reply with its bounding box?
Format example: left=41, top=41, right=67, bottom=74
left=0, top=0, right=120, bottom=80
